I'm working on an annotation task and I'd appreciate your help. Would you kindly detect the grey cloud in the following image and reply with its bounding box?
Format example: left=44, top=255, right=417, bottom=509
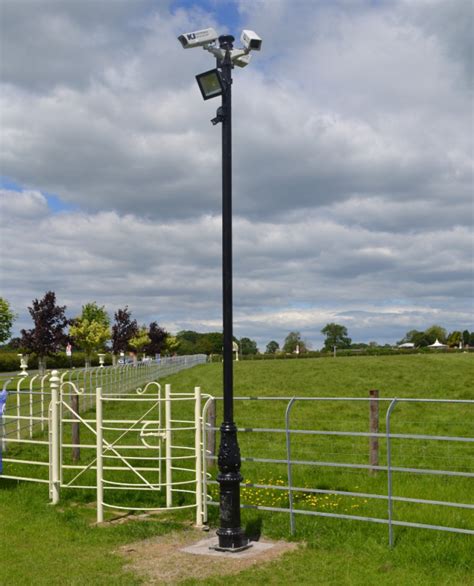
left=2, top=190, right=472, bottom=348
left=400, top=0, right=473, bottom=86
left=325, top=196, right=473, bottom=234
left=0, top=189, right=48, bottom=220
left=1, top=2, right=470, bottom=227
left=0, top=0, right=170, bottom=91
left=1, top=2, right=472, bottom=348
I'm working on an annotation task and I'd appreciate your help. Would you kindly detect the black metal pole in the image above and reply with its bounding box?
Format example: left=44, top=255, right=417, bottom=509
left=215, top=35, right=249, bottom=551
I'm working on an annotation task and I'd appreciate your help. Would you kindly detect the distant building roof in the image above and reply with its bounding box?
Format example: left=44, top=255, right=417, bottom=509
left=398, top=342, right=415, bottom=348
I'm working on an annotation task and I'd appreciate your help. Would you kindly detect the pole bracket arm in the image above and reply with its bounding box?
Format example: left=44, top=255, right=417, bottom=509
left=211, top=106, right=225, bottom=125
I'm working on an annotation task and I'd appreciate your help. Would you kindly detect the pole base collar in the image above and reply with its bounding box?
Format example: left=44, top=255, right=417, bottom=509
left=209, top=542, right=253, bottom=553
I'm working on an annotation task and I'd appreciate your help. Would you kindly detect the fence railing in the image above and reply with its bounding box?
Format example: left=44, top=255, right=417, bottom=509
left=202, top=396, right=474, bottom=545
left=0, top=355, right=207, bottom=443
left=0, top=356, right=206, bottom=485
left=0, top=366, right=209, bottom=526
left=2, top=380, right=473, bottom=546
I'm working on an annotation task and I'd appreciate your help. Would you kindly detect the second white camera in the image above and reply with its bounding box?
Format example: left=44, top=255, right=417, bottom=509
left=240, top=29, right=262, bottom=51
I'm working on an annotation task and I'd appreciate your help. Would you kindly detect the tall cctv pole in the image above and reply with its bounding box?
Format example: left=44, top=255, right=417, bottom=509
left=178, top=25, right=262, bottom=552
left=215, top=34, right=248, bottom=551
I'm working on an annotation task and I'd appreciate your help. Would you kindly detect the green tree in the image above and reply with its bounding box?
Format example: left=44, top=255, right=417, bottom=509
left=196, top=332, right=223, bottom=355
left=239, top=337, right=258, bottom=355
left=69, top=302, right=110, bottom=366
left=425, top=325, right=447, bottom=344
left=129, top=326, right=151, bottom=360
left=321, top=323, right=351, bottom=351
left=176, top=330, right=222, bottom=355
left=265, top=340, right=279, bottom=354
left=0, top=297, right=16, bottom=344
left=163, top=335, right=180, bottom=355
left=462, top=330, right=470, bottom=346
left=447, top=331, right=462, bottom=348
left=175, top=337, right=196, bottom=355
left=283, top=331, right=307, bottom=354
left=176, top=331, right=199, bottom=355
left=398, top=329, right=430, bottom=347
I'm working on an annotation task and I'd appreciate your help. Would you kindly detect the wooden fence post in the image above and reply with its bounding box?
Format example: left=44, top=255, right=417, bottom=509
left=369, top=389, right=379, bottom=473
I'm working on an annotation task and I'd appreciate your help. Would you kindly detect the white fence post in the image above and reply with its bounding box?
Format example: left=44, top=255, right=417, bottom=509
left=165, top=384, right=172, bottom=508
left=96, top=386, right=104, bottom=523
left=50, top=370, right=60, bottom=505
left=16, top=377, right=22, bottom=440
left=28, top=376, right=34, bottom=438
left=195, top=386, right=203, bottom=526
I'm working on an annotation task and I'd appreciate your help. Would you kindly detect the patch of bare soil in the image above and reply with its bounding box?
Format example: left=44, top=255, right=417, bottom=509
left=118, top=529, right=299, bottom=585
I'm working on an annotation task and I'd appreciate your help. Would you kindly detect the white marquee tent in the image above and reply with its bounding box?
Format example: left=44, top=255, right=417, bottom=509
left=428, top=339, right=447, bottom=348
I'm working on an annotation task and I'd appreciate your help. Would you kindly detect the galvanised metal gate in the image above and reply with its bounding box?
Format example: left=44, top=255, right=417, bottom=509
left=202, top=396, right=474, bottom=545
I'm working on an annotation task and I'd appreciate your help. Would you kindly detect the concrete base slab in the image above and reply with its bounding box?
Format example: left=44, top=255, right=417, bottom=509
left=120, top=530, right=299, bottom=583
left=180, top=537, right=277, bottom=558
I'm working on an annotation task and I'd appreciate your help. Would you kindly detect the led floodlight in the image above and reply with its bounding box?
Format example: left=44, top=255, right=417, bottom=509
left=195, top=69, right=224, bottom=100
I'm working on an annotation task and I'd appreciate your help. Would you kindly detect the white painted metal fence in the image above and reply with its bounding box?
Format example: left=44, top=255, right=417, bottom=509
left=0, top=356, right=209, bottom=525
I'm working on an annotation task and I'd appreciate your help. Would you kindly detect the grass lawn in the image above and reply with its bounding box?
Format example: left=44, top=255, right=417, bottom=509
left=1, top=354, right=473, bottom=584
left=169, top=352, right=473, bottom=399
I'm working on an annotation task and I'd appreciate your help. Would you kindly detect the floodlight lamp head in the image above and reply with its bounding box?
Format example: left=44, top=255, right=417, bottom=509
left=195, top=69, right=224, bottom=100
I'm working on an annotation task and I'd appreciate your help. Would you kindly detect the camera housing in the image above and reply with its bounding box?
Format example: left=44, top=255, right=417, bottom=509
left=233, top=53, right=251, bottom=68
left=178, top=28, right=219, bottom=49
left=240, top=29, right=262, bottom=51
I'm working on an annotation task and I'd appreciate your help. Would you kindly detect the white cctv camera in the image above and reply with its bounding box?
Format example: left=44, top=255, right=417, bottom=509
left=178, top=27, right=219, bottom=49
left=240, top=29, right=262, bottom=51
left=233, top=53, right=252, bottom=68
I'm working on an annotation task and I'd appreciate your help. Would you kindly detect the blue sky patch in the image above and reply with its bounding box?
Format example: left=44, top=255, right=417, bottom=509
left=44, top=193, right=78, bottom=214
left=0, top=176, right=23, bottom=192
left=172, top=0, right=242, bottom=33
left=1, top=176, right=78, bottom=214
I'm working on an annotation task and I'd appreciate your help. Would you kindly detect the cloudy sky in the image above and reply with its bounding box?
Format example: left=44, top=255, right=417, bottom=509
left=0, top=0, right=472, bottom=350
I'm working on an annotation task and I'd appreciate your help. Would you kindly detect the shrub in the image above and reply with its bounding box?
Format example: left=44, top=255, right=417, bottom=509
left=0, top=352, right=113, bottom=372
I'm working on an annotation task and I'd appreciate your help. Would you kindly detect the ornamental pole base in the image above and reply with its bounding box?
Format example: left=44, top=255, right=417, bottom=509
left=216, top=422, right=250, bottom=551
left=209, top=529, right=252, bottom=553
left=213, top=526, right=251, bottom=552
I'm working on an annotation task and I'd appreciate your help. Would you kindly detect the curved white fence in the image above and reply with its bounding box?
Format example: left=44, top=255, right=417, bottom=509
left=0, top=356, right=209, bottom=525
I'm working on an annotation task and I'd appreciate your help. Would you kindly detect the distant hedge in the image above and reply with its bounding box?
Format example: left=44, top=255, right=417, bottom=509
left=208, top=347, right=469, bottom=362
left=0, top=352, right=113, bottom=372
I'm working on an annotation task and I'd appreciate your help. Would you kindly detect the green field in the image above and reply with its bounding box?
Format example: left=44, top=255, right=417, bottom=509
left=1, top=354, right=473, bottom=584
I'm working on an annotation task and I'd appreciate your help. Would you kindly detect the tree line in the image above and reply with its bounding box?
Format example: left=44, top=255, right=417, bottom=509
left=1, top=295, right=472, bottom=370
left=397, top=325, right=474, bottom=348
left=264, top=324, right=353, bottom=355
left=0, top=292, right=173, bottom=369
